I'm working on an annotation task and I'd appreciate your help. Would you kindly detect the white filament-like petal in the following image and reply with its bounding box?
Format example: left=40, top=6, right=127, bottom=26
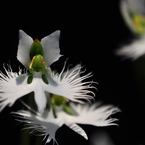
left=0, top=64, right=96, bottom=112
left=115, top=36, right=145, bottom=60
left=0, top=67, right=48, bottom=112
left=58, top=102, right=120, bottom=127
left=17, top=30, right=33, bottom=68
left=41, top=30, right=63, bottom=66
left=0, top=68, right=34, bottom=112
left=13, top=109, right=63, bottom=145
left=44, top=64, right=96, bottom=103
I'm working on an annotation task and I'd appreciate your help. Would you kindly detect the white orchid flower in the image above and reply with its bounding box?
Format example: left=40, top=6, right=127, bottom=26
left=0, top=30, right=96, bottom=112
left=13, top=102, right=120, bottom=145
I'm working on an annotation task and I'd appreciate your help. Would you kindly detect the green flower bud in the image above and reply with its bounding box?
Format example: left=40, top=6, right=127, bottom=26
left=29, top=39, right=44, bottom=59
left=29, top=54, right=47, bottom=72
left=27, top=39, right=49, bottom=84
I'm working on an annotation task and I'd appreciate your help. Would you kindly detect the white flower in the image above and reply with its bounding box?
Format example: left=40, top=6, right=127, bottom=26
left=0, top=64, right=95, bottom=112
left=115, top=0, right=145, bottom=60
left=120, top=0, right=145, bottom=35
left=13, top=102, right=120, bottom=145
left=0, top=30, right=96, bottom=112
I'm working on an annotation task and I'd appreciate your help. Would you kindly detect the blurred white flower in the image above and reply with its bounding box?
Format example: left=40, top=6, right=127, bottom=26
left=13, top=102, right=120, bottom=145
left=115, top=0, right=145, bottom=60
left=115, top=35, right=145, bottom=60
left=120, top=0, right=145, bottom=35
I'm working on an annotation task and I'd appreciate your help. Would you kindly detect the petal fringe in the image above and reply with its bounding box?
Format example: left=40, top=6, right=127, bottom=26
left=0, top=66, right=33, bottom=111
left=45, top=64, right=97, bottom=103
left=69, top=102, right=121, bottom=126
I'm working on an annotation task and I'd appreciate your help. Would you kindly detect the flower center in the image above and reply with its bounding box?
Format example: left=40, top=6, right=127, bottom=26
left=27, top=39, right=48, bottom=84
left=129, top=10, right=145, bottom=35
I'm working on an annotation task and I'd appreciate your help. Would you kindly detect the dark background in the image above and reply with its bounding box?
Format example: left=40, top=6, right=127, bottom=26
left=0, top=1, right=145, bottom=145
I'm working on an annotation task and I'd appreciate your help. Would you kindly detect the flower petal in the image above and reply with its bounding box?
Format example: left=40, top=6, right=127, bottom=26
left=13, top=109, right=63, bottom=145
left=0, top=68, right=34, bottom=111
left=70, top=103, right=120, bottom=126
left=44, top=64, right=96, bottom=103
left=57, top=103, right=120, bottom=127
left=41, top=30, right=62, bottom=66
left=115, top=36, right=145, bottom=60
left=31, top=73, right=48, bottom=112
left=17, top=30, right=33, bottom=68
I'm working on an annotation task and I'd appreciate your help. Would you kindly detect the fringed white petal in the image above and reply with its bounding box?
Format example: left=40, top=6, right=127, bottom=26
left=0, top=67, right=34, bottom=111
left=44, top=64, right=96, bottom=103
left=17, top=30, right=33, bottom=68
left=57, top=102, right=120, bottom=127
left=69, top=103, right=120, bottom=126
left=13, top=109, right=63, bottom=145
left=115, top=36, right=145, bottom=60
left=41, top=30, right=62, bottom=66
left=0, top=67, right=48, bottom=112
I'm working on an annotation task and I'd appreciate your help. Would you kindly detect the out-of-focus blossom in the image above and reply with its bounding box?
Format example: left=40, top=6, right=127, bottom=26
left=115, top=35, right=145, bottom=60
left=13, top=102, right=120, bottom=145
left=115, top=0, right=145, bottom=60
left=120, top=0, right=145, bottom=36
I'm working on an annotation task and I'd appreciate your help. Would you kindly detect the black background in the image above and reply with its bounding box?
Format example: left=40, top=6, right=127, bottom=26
left=0, top=1, right=145, bottom=145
